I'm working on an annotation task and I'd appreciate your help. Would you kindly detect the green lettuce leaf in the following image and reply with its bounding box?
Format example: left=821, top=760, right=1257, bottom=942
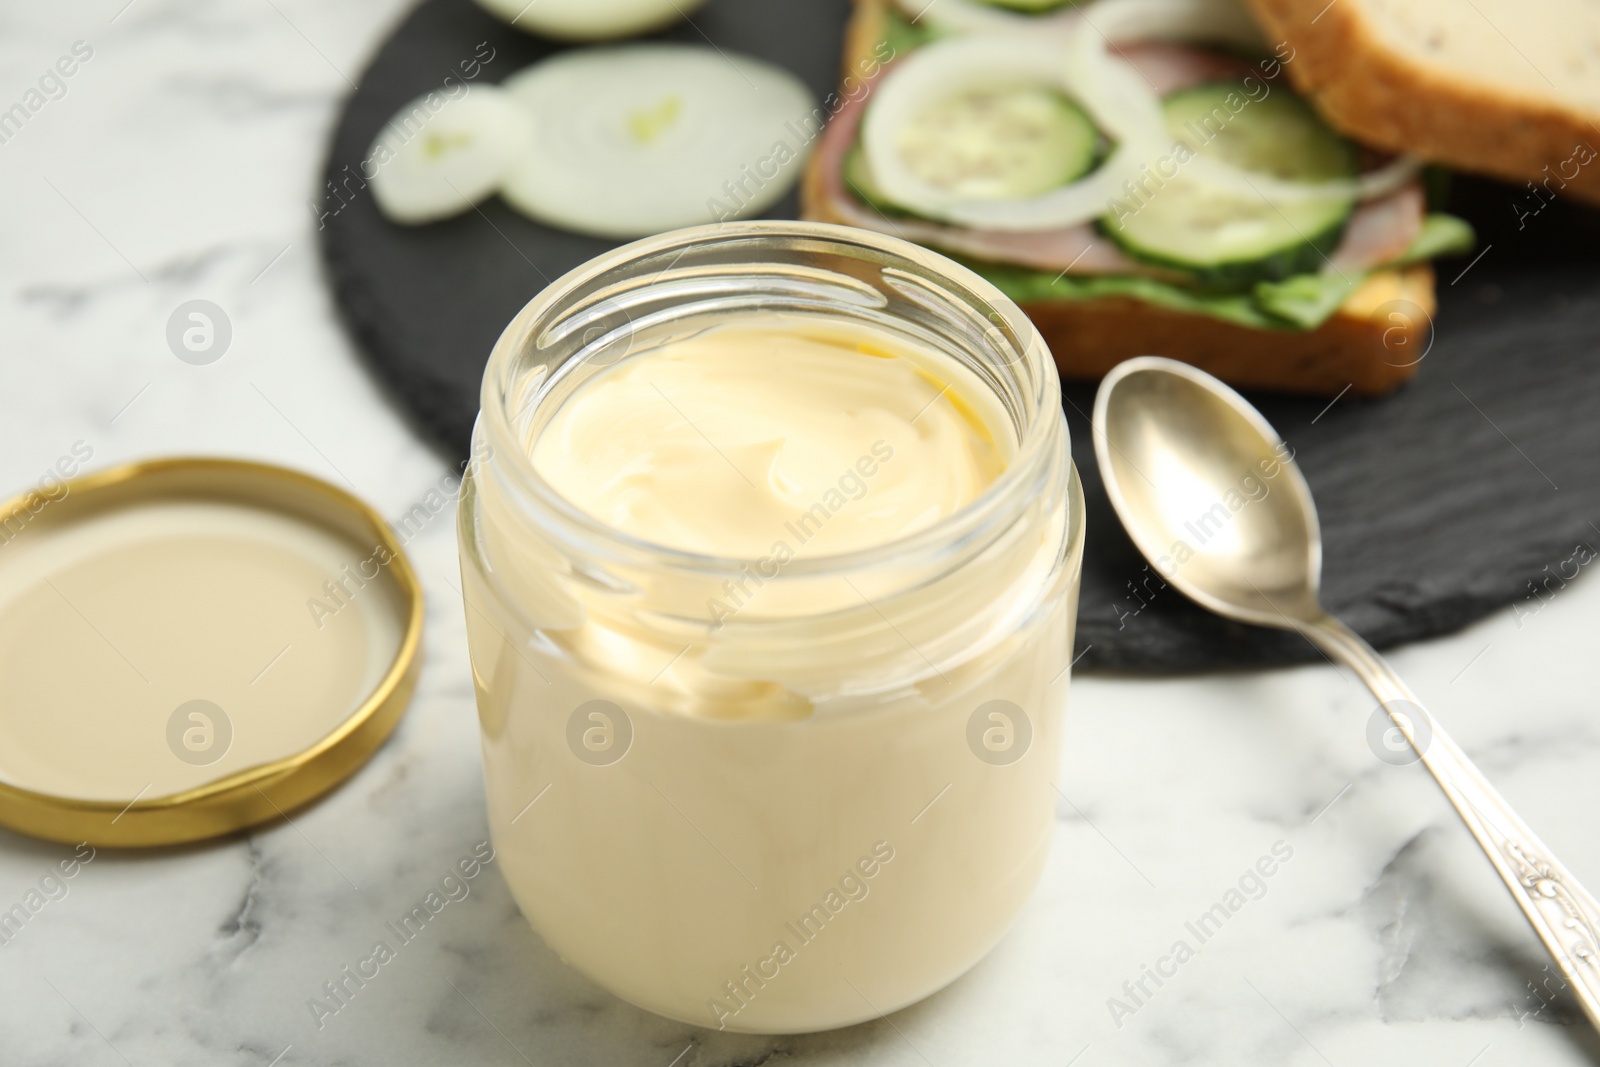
left=967, top=213, right=1475, bottom=332
left=1251, top=273, right=1359, bottom=329
left=1392, top=213, right=1477, bottom=265
left=880, top=8, right=936, bottom=55
left=966, top=262, right=1291, bottom=330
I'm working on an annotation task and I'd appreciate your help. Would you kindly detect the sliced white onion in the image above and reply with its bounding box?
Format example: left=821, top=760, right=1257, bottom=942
left=368, top=87, right=531, bottom=225
left=474, top=0, right=706, bottom=41
left=1062, top=0, right=1256, bottom=151
left=862, top=33, right=1149, bottom=230
left=499, top=45, right=816, bottom=240
left=1063, top=24, right=1163, bottom=153
left=891, top=0, right=1078, bottom=33
left=1065, top=0, right=1422, bottom=204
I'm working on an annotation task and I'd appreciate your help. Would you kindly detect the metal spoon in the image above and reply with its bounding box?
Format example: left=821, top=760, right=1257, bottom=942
left=1092, top=356, right=1600, bottom=1030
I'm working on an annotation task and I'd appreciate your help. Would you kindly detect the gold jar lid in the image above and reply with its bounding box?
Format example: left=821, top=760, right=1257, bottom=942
left=0, top=457, right=423, bottom=847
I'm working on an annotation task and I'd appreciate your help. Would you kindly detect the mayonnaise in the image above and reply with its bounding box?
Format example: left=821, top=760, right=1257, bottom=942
left=531, top=315, right=1010, bottom=558
left=459, top=223, right=1083, bottom=1034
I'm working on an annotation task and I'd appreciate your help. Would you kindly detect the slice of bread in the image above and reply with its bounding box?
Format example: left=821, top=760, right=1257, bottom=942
left=1246, top=0, right=1600, bottom=205
left=799, top=0, right=1437, bottom=396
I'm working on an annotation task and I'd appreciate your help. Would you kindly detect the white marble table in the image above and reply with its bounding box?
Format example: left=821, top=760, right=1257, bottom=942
left=2, top=2, right=1597, bottom=1064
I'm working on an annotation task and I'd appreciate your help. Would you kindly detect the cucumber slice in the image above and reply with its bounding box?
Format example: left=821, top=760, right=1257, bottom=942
left=894, top=86, right=1099, bottom=202
left=1167, top=85, right=1355, bottom=182
left=1102, top=84, right=1357, bottom=287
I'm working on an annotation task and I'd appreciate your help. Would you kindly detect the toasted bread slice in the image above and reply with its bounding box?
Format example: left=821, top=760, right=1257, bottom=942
left=1246, top=0, right=1600, bottom=206
left=799, top=0, right=1437, bottom=396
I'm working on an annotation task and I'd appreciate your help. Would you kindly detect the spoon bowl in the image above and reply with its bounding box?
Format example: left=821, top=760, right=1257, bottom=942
left=1093, top=357, right=1322, bottom=627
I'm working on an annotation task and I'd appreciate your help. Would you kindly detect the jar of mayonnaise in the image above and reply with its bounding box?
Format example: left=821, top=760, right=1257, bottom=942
left=458, top=221, right=1084, bottom=1034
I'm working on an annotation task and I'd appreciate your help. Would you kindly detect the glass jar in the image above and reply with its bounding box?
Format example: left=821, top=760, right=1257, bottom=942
left=457, top=221, right=1084, bottom=1034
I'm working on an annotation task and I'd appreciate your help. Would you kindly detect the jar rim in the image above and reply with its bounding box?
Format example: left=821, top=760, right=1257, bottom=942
left=478, top=220, right=1071, bottom=579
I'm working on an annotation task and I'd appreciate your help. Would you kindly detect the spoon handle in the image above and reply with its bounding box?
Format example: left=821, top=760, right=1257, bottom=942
left=1306, top=615, right=1600, bottom=1029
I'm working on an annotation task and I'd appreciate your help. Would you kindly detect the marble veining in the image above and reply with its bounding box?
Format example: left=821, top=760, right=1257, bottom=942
left=2, top=1, right=1599, bottom=1064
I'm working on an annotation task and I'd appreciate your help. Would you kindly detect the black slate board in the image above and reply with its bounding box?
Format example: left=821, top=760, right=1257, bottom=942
left=319, top=0, right=1600, bottom=671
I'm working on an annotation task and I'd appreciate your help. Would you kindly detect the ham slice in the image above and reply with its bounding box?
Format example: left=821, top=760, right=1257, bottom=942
left=1326, top=182, right=1425, bottom=275
left=809, top=46, right=1424, bottom=280
left=1119, top=42, right=1261, bottom=94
